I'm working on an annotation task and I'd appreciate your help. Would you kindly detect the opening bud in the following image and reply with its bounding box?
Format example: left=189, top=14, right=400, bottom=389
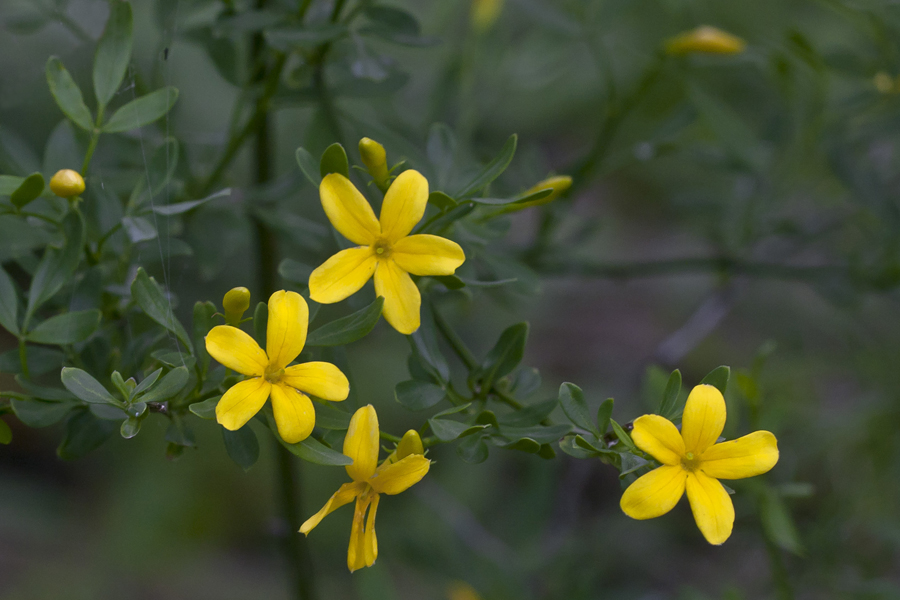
left=359, top=137, right=389, bottom=189
left=223, top=287, right=251, bottom=326
left=396, top=429, right=424, bottom=460
left=49, top=169, right=86, bottom=198
left=664, top=26, right=746, bottom=56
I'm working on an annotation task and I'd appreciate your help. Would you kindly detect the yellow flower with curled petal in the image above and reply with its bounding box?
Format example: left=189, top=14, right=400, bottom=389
left=205, top=290, right=349, bottom=443
left=620, top=384, right=778, bottom=545
left=309, top=170, right=465, bottom=335
left=300, top=405, right=430, bottom=572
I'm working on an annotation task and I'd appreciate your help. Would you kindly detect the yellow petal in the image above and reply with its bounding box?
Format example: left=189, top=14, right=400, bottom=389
left=685, top=471, right=734, bottom=545
left=216, top=377, right=271, bottom=431
left=700, top=430, right=779, bottom=480
left=299, top=481, right=364, bottom=535
left=309, top=247, right=377, bottom=304
left=205, top=325, right=267, bottom=376
left=631, top=414, right=685, bottom=466
left=620, top=465, right=687, bottom=520
left=347, top=494, right=371, bottom=572
left=266, top=290, right=308, bottom=370
left=374, top=260, right=420, bottom=335
left=391, top=234, right=466, bottom=276
left=681, top=384, right=726, bottom=455
left=370, top=454, right=430, bottom=495
left=344, top=405, right=380, bottom=482
left=282, top=362, right=349, bottom=401
left=270, top=383, right=315, bottom=443
left=320, top=173, right=380, bottom=245
left=364, top=493, right=379, bottom=568
left=379, top=170, right=429, bottom=242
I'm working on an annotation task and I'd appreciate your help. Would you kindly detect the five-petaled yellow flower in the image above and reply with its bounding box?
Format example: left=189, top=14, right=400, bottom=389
left=309, top=170, right=466, bottom=335
left=620, top=384, right=779, bottom=545
left=205, top=290, right=349, bottom=443
left=300, top=404, right=430, bottom=571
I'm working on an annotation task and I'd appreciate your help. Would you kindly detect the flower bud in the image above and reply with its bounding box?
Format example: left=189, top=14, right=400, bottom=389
left=664, top=26, right=746, bottom=56
left=223, top=287, right=251, bottom=326
left=359, top=137, right=389, bottom=189
left=874, top=72, right=898, bottom=94
left=49, top=169, right=85, bottom=198
left=500, top=175, right=572, bottom=214
left=396, top=429, right=424, bottom=460
left=471, top=0, right=504, bottom=32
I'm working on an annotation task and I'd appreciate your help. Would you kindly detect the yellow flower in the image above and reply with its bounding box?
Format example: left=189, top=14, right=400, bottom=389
left=300, top=405, right=430, bottom=572
left=49, top=169, right=85, bottom=198
left=665, top=26, right=746, bottom=56
left=205, top=290, right=349, bottom=443
left=620, top=384, right=778, bottom=545
left=309, top=171, right=465, bottom=335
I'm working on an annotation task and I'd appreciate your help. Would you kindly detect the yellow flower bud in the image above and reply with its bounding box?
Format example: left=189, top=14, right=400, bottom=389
left=49, top=169, right=85, bottom=198
left=498, top=175, right=572, bottom=215
left=223, top=287, right=251, bottom=326
left=665, top=26, right=746, bottom=56
left=447, top=582, right=483, bottom=600
left=359, top=137, right=389, bottom=189
left=471, top=0, right=504, bottom=32
left=396, top=429, right=424, bottom=460
left=874, top=72, right=898, bottom=94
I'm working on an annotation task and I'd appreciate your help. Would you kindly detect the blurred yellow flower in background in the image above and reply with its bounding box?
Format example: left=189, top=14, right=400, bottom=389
left=471, top=0, right=504, bottom=31
left=665, top=26, right=746, bottom=56
left=301, top=405, right=431, bottom=571
left=620, top=384, right=779, bottom=544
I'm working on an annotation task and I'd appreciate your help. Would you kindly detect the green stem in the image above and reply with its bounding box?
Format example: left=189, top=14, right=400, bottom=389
left=275, top=442, right=316, bottom=600
left=18, top=338, right=30, bottom=379
left=81, top=107, right=105, bottom=175
left=0, top=391, right=29, bottom=400
left=0, top=210, right=62, bottom=227
left=764, top=535, right=795, bottom=600
left=432, top=303, right=478, bottom=370
left=380, top=431, right=402, bottom=444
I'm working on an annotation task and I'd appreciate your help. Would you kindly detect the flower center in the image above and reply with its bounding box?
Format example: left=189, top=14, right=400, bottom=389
left=264, top=365, right=285, bottom=384
left=372, top=238, right=392, bottom=259
left=681, top=451, right=700, bottom=472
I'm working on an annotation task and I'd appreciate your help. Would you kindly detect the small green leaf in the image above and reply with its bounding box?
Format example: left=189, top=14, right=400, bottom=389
left=416, top=202, right=475, bottom=235
left=46, top=57, right=94, bottom=131
left=610, top=418, right=637, bottom=452
left=499, top=437, right=541, bottom=453
left=120, top=415, right=143, bottom=439
left=428, top=191, right=457, bottom=211
left=10, top=172, right=45, bottom=209
left=93, top=0, right=133, bottom=110
left=189, top=396, right=220, bottom=420
left=481, top=322, right=528, bottom=386
left=15, top=376, right=75, bottom=401
left=498, top=424, right=571, bottom=445
left=700, top=365, right=731, bottom=395
left=313, top=402, right=352, bottom=430
left=559, top=382, right=599, bottom=437
left=132, top=368, right=163, bottom=397
left=761, top=487, right=804, bottom=555
left=26, top=211, right=85, bottom=322
left=409, top=304, right=450, bottom=381
left=660, top=369, right=682, bottom=418
left=0, top=419, right=11, bottom=444
left=11, top=398, right=76, bottom=427
left=394, top=380, right=446, bottom=411
left=320, top=143, right=349, bottom=178
left=428, top=418, right=486, bottom=442
left=223, top=426, right=260, bottom=470
left=596, top=398, right=614, bottom=435
left=102, top=87, right=179, bottom=133
left=253, top=302, right=268, bottom=347
left=457, top=434, right=489, bottom=463
left=26, top=309, right=101, bottom=345
left=139, top=366, right=190, bottom=404
left=497, top=398, right=557, bottom=427
left=455, top=134, right=517, bottom=198
left=0, top=175, right=25, bottom=196
left=281, top=435, right=353, bottom=465
left=469, top=189, right=553, bottom=206
left=306, top=297, right=384, bottom=346
left=0, top=266, right=19, bottom=335
left=57, top=408, right=117, bottom=460
left=131, top=268, right=194, bottom=354
left=296, top=147, right=323, bottom=187
left=265, top=24, right=348, bottom=52
left=433, top=275, right=465, bottom=290
left=152, top=188, right=230, bottom=216
left=61, top=367, right=120, bottom=405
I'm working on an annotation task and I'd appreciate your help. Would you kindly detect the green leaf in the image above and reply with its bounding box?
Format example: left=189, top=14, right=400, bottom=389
left=469, top=189, right=553, bottom=206
left=295, top=147, right=323, bottom=187
left=139, top=366, right=190, bottom=404
left=0, top=347, right=63, bottom=377
left=417, top=202, right=475, bottom=235
left=265, top=24, right=348, bottom=52
left=26, top=310, right=101, bottom=345
left=660, top=369, right=682, bottom=418
left=26, top=211, right=85, bottom=322
left=559, top=435, right=597, bottom=459
left=280, top=435, right=353, bottom=466
left=131, top=268, right=194, bottom=354
left=499, top=437, right=541, bottom=453
left=313, top=402, right=352, bottom=430
left=433, top=275, right=465, bottom=290
left=102, top=87, right=179, bottom=133
left=610, top=418, right=637, bottom=452
left=189, top=396, right=220, bottom=420
left=0, top=265, right=19, bottom=335
left=700, top=365, right=730, bottom=395
left=428, top=418, right=487, bottom=442
left=0, top=419, right=11, bottom=445
left=120, top=415, right=143, bottom=439
left=61, top=367, right=120, bottom=405
left=395, top=379, right=445, bottom=411
left=558, top=382, right=599, bottom=437
left=761, top=488, right=804, bottom=555
left=121, top=215, right=158, bottom=243
left=10, top=172, right=45, bottom=209
left=306, top=297, right=384, bottom=346
left=0, top=175, right=25, bottom=196
left=45, top=57, right=94, bottom=131
left=11, top=398, right=76, bottom=427
left=497, top=398, right=557, bottom=427
left=455, top=134, right=517, bottom=198
left=498, top=424, right=571, bottom=444
left=409, top=304, right=450, bottom=381
left=481, top=322, right=528, bottom=385
left=457, top=434, right=489, bottom=463
left=93, top=0, right=133, bottom=109
left=128, top=137, right=180, bottom=209
left=320, top=143, right=349, bottom=178
left=428, top=191, right=457, bottom=211
left=57, top=408, right=117, bottom=460
left=152, top=188, right=230, bottom=216
left=223, top=426, right=260, bottom=470
left=132, top=368, right=163, bottom=396
left=14, top=376, right=75, bottom=401
left=193, top=301, right=217, bottom=372
left=596, top=398, right=613, bottom=435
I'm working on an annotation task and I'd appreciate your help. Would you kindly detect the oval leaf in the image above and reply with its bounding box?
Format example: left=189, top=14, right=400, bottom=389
left=46, top=57, right=94, bottom=131
left=306, top=297, right=384, bottom=347
left=93, top=0, right=134, bottom=109
left=10, top=172, right=45, bottom=209
left=395, top=380, right=446, bottom=411
left=61, top=367, right=120, bottom=405
left=27, top=309, right=101, bottom=345
left=102, top=87, right=179, bottom=133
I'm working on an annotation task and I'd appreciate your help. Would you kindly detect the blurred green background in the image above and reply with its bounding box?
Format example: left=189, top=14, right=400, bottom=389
left=2, top=0, right=900, bottom=598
